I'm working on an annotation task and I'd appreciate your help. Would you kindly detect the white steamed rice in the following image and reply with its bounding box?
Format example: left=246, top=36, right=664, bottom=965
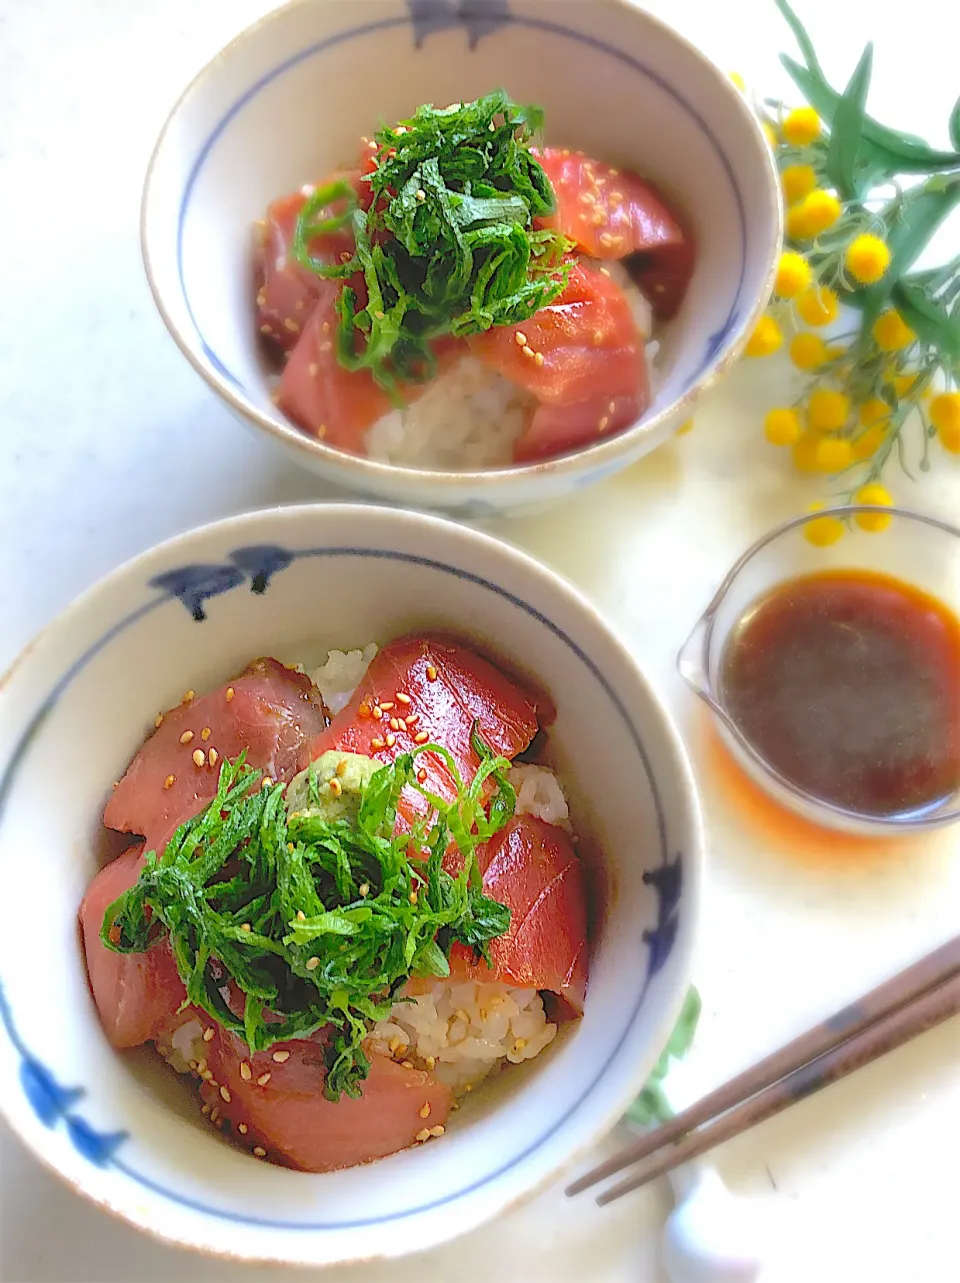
left=162, top=643, right=569, bottom=1097
left=365, top=267, right=657, bottom=469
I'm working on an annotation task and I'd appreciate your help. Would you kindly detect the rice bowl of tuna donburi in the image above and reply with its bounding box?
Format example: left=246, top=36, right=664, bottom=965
left=0, top=504, right=701, bottom=1265
left=141, top=0, right=781, bottom=513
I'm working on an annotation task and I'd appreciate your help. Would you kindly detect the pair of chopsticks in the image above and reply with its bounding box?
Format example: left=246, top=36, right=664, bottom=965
left=568, top=932, right=960, bottom=1206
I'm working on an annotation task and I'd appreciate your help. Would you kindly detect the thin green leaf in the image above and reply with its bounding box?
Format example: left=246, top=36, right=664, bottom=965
left=951, top=92, right=960, bottom=152
left=824, top=43, right=873, bottom=201
left=774, top=0, right=825, bottom=77
left=892, top=280, right=960, bottom=361
left=781, top=55, right=960, bottom=173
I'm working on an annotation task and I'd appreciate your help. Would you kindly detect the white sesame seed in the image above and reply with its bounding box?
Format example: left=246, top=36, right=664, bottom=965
left=429, top=1125, right=445, bottom=1137
left=396, top=692, right=411, bottom=704
left=203, top=1027, right=215, bottom=1042
left=220, top=1085, right=232, bottom=1103
left=419, top=1103, right=431, bottom=1119
left=514, top=331, right=528, bottom=347
left=305, top=957, right=320, bottom=971
left=240, top=1062, right=252, bottom=1081
left=273, top=1050, right=290, bottom=1063
left=209, top=748, right=219, bottom=767
left=163, top=774, right=175, bottom=790
left=257, top=1073, right=272, bottom=1086
left=283, top=318, right=300, bottom=333
left=238, top=1123, right=248, bottom=1135
left=201, top=726, right=211, bottom=741
left=253, top=1146, right=267, bottom=1157
left=225, top=687, right=234, bottom=702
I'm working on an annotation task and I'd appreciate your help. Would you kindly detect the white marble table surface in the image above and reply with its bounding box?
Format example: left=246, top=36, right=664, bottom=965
left=2, top=1, right=959, bottom=1279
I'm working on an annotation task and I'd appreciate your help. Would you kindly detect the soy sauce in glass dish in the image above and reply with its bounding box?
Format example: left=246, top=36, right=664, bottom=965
left=718, top=569, right=960, bottom=820
left=678, top=506, right=960, bottom=834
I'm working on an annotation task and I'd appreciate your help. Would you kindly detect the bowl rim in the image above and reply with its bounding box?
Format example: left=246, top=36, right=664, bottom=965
left=139, top=0, right=782, bottom=490
left=678, top=503, right=960, bottom=834
left=0, top=501, right=705, bottom=1263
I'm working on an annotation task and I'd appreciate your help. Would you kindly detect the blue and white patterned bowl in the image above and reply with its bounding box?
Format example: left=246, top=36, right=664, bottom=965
left=141, top=0, right=781, bottom=517
left=0, top=504, right=702, bottom=1265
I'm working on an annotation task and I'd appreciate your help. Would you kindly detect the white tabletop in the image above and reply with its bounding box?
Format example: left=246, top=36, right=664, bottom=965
left=2, top=2, right=959, bottom=1279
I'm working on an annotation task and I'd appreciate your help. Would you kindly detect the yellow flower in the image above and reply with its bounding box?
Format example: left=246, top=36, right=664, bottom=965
left=854, top=425, right=888, bottom=459
left=814, top=437, right=855, bottom=471
left=729, top=71, right=746, bottom=92
left=676, top=418, right=695, bottom=435
left=786, top=205, right=814, bottom=241
left=845, top=233, right=891, bottom=284
left=807, top=389, right=851, bottom=432
left=797, top=285, right=839, bottom=327
left=789, top=333, right=827, bottom=370
left=781, top=164, right=817, bottom=207
left=774, top=251, right=812, bottom=299
left=764, top=408, right=802, bottom=446
left=792, top=432, right=821, bottom=473
left=795, top=190, right=842, bottom=237
left=854, top=483, right=893, bottom=531
left=804, top=503, right=844, bottom=546
left=783, top=107, right=821, bottom=147
left=744, top=313, right=783, bottom=357
left=889, top=370, right=927, bottom=398
left=859, top=397, right=892, bottom=428
left=872, top=310, right=915, bottom=352
left=931, top=392, right=960, bottom=452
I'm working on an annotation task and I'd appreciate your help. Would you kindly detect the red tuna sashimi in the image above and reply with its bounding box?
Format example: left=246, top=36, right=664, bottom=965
left=534, top=148, right=694, bottom=319
left=278, top=292, right=466, bottom=451
left=304, top=636, right=541, bottom=828
left=198, top=1029, right=451, bottom=1172
left=105, top=658, right=328, bottom=854
left=439, top=816, right=588, bottom=1019
left=255, top=173, right=363, bottom=351
left=79, top=845, right=188, bottom=1049
left=515, top=387, right=648, bottom=465
left=277, top=288, right=393, bottom=451
left=469, top=260, right=645, bottom=408
left=468, top=259, right=649, bottom=460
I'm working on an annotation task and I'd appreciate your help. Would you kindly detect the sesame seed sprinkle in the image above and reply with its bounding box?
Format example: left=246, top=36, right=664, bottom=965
left=238, top=1123, right=249, bottom=1135
left=163, top=774, right=175, bottom=790
left=414, top=731, right=429, bottom=744
left=534, top=352, right=545, bottom=366
left=225, top=688, right=234, bottom=702
left=416, top=1128, right=430, bottom=1143
left=359, top=883, right=370, bottom=898
left=296, top=909, right=306, bottom=921
left=273, top=1050, right=290, bottom=1063
left=193, top=749, right=206, bottom=767
left=372, top=705, right=383, bottom=719
left=371, top=737, right=385, bottom=750
left=396, top=692, right=411, bottom=704
left=154, top=713, right=164, bottom=728
left=257, top=1073, right=272, bottom=1086
left=253, top=1146, right=267, bottom=1157
left=419, top=1103, right=431, bottom=1118
left=282, top=318, right=300, bottom=333
left=209, top=748, right=218, bottom=767
left=429, top=1125, right=445, bottom=1137
left=305, top=957, right=320, bottom=971
left=240, top=1062, right=252, bottom=1081
left=184, top=690, right=195, bottom=702
left=599, top=416, right=610, bottom=431
left=179, top=730, right=194, bottom=744
left=201, top=726, right=211, bottom=741
left=220, top=1085, right=232, bottom=1103
left=390, top=717, right=401, bottom=731
left=240, top=922, right=251, bottom=933
left=380, top=700, right=394, bottom=711
left=426, top=665, right=438, bottom=681
left=329, top=777, right=343, bottom=796
left=385, top=733, right=396, bottom=748
left=203, top=1027, right=215, bottom=1042
left=514, top=331, right=528, bottom=347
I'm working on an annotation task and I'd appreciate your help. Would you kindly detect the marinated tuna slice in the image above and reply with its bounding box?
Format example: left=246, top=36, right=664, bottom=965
left=79, top=845, right=187, bottom=1049
left=255, top=174, right=360, bottom=351
left=533, top=148, right=694, bottom=318
left=104, top=658, right=329, bottom=853
left=305, top=636, right=541, bottom=826
left=441, top=816, right=588, bottom=1019
left=198, top=1029, right=451, bottom=1172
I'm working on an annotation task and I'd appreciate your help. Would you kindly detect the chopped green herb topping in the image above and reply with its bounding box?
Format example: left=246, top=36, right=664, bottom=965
left=293, top=89, right=572, bottom=398
left=101, top=736, right=515, bottom=1101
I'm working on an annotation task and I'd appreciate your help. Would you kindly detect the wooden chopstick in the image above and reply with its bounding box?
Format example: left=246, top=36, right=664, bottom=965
left=567, top=931, right=960, bottom=1200
left=593, top=970, right=960, bottom=1206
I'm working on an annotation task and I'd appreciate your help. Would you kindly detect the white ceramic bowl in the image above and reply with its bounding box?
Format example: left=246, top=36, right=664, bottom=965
left=0, top=505, right=702, bottom=1266
left=141, top=0, right=781, bottom=517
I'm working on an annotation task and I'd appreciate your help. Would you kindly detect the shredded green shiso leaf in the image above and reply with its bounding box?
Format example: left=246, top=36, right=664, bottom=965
left=101, top=734, right=515, bottom=1102
left=292, top=89, right=572, bottom=399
